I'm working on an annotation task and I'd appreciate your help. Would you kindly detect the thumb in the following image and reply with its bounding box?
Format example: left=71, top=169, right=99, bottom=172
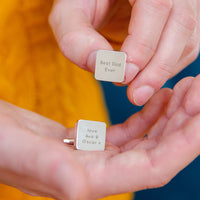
left=49, top=0, right=113, bottom=72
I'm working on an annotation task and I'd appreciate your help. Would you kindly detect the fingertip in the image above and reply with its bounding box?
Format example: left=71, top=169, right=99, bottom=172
left=183, top=75, right=200, bottom=116
left=128, top=85, right=155, bottom=106
left=112, top=62, right=140, bottom=86
left=87, top=50, right=97, bottom=73
left=122, top=62, right=140, bottom=84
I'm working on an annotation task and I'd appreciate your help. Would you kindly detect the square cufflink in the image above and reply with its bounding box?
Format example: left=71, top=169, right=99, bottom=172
left=64, top=120, right=106, bottom=151
left=95, top=50, right=126, bottom=83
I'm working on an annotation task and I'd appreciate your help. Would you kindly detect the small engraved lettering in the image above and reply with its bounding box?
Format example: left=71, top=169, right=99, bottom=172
left=105, top=67, right=115, bottom=72
left=112, top=62, right=121, bottom=67
left=87, top=128, right=97, bottom=133
left=100, top=60, right=110, bottom=66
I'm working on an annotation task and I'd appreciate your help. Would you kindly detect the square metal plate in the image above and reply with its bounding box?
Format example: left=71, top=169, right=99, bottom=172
left=95, top=50, right=126, bottom=83
left=76, top=120, right=106, bottom=151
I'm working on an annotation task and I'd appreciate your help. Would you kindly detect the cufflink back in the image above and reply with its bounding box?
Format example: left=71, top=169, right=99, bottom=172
left=64, top=120, right=106, bottom=151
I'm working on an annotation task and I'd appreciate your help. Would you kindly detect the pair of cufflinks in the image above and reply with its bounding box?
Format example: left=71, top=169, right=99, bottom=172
left=64, top=50, right=126, bottom=151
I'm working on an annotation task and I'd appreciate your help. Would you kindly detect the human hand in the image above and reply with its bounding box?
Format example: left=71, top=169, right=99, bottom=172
left=72, top=74, right=200, bottom=199
left=102, top=74, right=200, bottom=197
left=49, top=0, right=200, bottom=106
left=0, top=100, right=89, bottom=200
left=1, top=74, right=200, bottom=200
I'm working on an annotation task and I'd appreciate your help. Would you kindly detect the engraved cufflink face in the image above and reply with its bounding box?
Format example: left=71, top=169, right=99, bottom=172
left=95, top=50, right=126, bottom=83
left=76, top=120, right=106, bottom=151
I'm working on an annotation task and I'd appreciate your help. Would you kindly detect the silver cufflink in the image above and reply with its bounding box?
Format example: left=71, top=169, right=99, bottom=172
left=63, top=120, right=106, bottom=151
left=95, top=50, right=126, bottom=83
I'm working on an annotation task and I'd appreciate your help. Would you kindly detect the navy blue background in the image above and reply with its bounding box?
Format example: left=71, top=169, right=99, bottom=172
left=100, top=54, right=200, bottom=200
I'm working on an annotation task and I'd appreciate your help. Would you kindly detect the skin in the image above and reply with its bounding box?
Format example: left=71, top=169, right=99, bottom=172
left=49, top=0, right=200, bottom=106
left=1, top=75, right=200, bottom=200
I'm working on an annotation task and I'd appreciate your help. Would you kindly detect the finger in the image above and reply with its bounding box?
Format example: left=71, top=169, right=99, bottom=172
left=106, top=88, right=172, bottom=146
left=152, top=77, right=194, bottom=138
left=121, top=0, right=172, bottom=83
left=136, top=76, right=193, bottom=139
left=127, top=0, right=197, bottom=106
left=141, top=75, right=193, bottom=139
left=113, top=76, right=197, bottom=150
left=183, top=74, right=200, bottom=115
left=120, top=137, right=157, bottom=152
left=155, top=75, right=200, bottom=138
left=175, top=2, right=200, bottom=73
left=49, top=0, right=113, bottom=72
left=102, top=114, right=200, bottom=195
left=116, top=62, right=140, bottom=85
left=166, top=77, right=194, bottom=117
left=0, top=100, right=70, bottom=140
left=176, top=46, right=200, bottom=74
left=21, top=111, right=70, bottom=140
left=0, top=127, right=89, bottom=200
left=179, top=26, right=200, bottom=67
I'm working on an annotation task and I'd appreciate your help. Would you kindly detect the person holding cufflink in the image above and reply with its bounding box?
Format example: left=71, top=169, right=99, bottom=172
left=1, top=75, right=200, bottom=200
left=49, top=0, right=200, bottom=106
left=1, top=0, right=200, bottom=200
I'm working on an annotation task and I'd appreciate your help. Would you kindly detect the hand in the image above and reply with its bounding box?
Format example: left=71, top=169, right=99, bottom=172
left=1, top=74, right=200, bottom=200
left=75, top=75, right=200, bottom=199
left=49, top=0, right=200, bottom=106
left=0, top=100, right=88, bottom=200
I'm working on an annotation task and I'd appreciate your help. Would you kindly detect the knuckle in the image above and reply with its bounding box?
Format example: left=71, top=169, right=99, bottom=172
left=58, top=32, right=86, bottom=67
left=158, top=62, right=173, bottom=78
left=136, top=39, right=156, bottom=58
left=59, top=30, right=95, bottom=68
left=184, top=39, right=197, bottom=56
left=174, top=9, right=196, bottom=32
left=58, top=32, right=74, bottom=58
left=148, top=0, right=172, bottom=13
left=187, top=46, right=200, bottom=63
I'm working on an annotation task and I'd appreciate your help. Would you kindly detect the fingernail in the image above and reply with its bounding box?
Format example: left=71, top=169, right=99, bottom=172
left=87, top=51, right=97, bottom=73
left=123, top=63, right=140, bottom=84
left=133, top=85, right=155, bottom=106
